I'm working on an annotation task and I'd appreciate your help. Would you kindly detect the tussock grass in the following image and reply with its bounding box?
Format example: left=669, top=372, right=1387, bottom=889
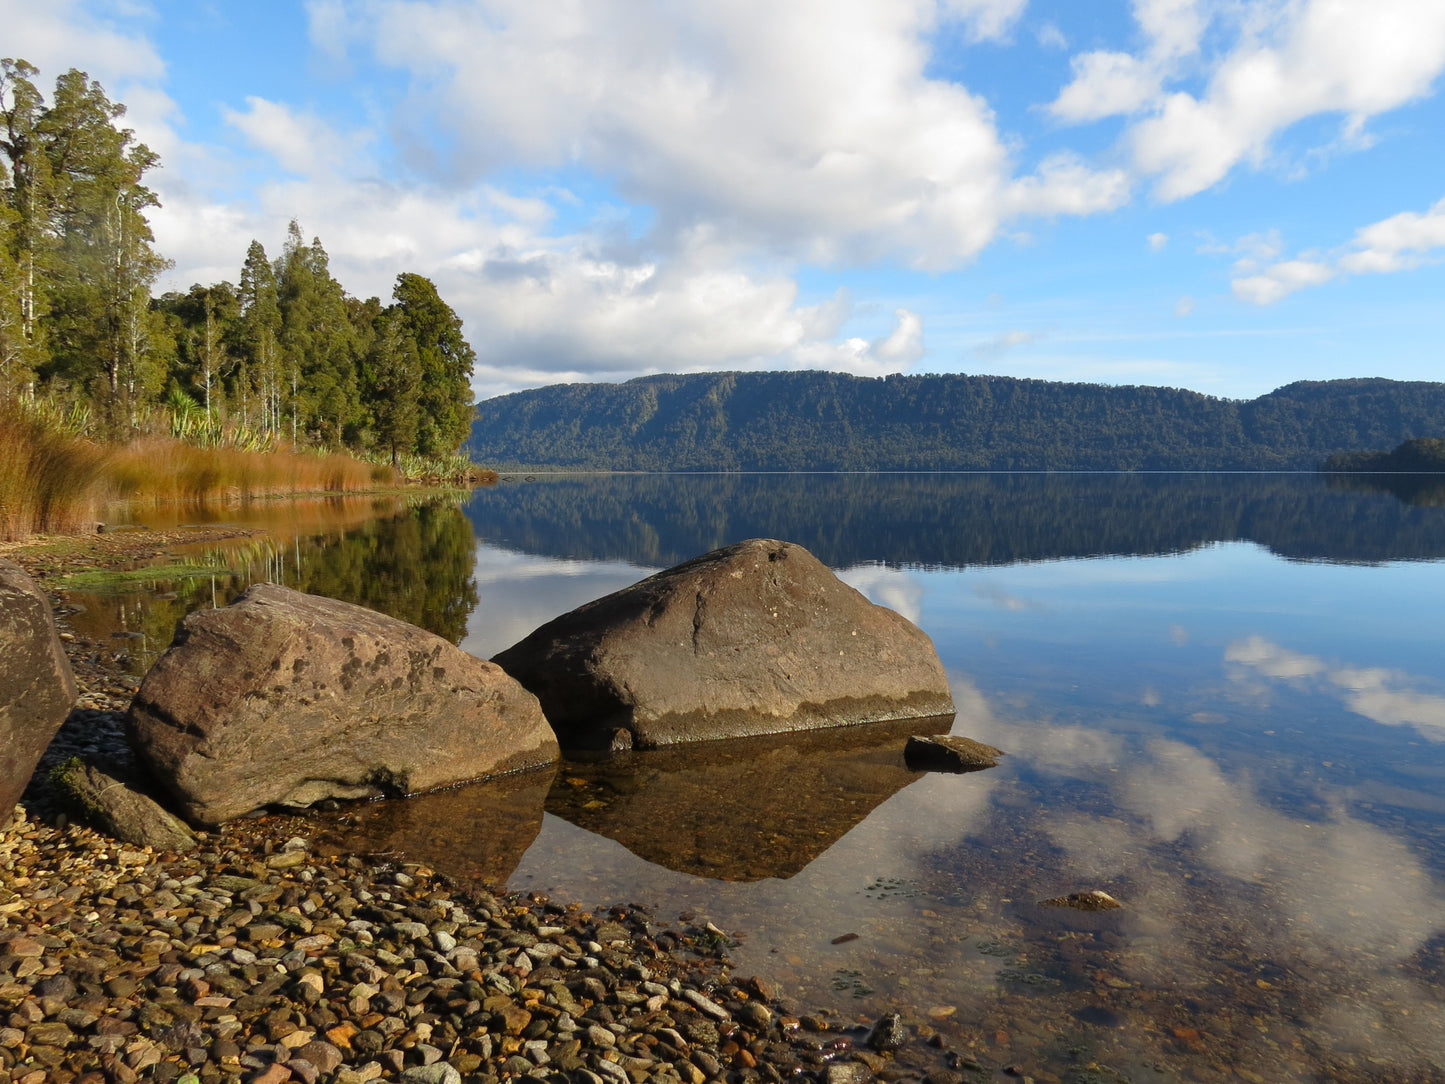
left=0, top=399, right=110, bottom=540
left=1, top=399, right=432, bottom=541
left=105, top=439, right=381, bottom=503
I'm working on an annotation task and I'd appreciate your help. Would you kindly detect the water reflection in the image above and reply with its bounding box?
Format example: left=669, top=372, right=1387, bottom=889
left=312, top=764, right=557, bottom=889
left=64, top=497, right=480, bottom=674
left=545, top=718, right=954, bottom=881
left=1226, top=634, right=1445, bottom=742
left=55, top=475, right=1445, bottom=1082
left=467, top=472, right=1445, bottom=568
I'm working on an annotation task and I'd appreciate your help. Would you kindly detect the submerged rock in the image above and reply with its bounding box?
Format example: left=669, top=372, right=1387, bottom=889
left=127, top=583, right=557, bottom=826
left=0, top=559, right=78, bottom=812
left=903, top=734, right=1003, bottom=773
left=493, top=538, right=955, bottom=748
left=1039, top=890, right=1122, bottom=912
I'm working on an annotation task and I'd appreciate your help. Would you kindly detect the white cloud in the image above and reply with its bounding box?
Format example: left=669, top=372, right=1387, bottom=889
left=1338, top=196, right=1445, bottom=274
left=1035, top=21, right=1068, bottom=52
left=1050, top=50, right=1165, bottom=122
left=1174, top=295, right=1195, bottom=316
left=1048, top=0, right=1445, bottom=200
left=971, top=328, right=1038, bottom=359
left=222, top=97, right=371, bottom=178
left=939, top=0, right=1029, bottom=43
left=0, top=0, right=164, bottom=84
left=1148, top=231, right=1169, bottom=252
left=1004, top=151, right=1132, bottom=218
left=323, top=0, right=1123, bottom=271
left=1232, top=258, right=1336, bottom=305
left=1230, top=195, right=1445, bottom=304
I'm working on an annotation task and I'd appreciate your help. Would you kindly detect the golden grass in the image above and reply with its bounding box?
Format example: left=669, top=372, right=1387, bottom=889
left=105, top=438, right=386, bottom=503
left=1, top=399, right=415, bottom=541
left=0, top=400, right=110, bottom=540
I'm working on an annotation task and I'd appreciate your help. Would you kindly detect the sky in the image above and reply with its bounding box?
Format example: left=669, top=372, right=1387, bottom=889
left=5, top=0, right=1445, bottom=403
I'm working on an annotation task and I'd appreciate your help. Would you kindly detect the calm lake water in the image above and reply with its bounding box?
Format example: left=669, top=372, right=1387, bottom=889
left=86, top=473, right=1445, bottom=1083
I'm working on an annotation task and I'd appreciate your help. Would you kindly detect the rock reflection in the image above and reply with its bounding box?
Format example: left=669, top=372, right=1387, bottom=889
left=311, top=764, right=556, bottom=889
left=544, top=717, right=953, bottom=881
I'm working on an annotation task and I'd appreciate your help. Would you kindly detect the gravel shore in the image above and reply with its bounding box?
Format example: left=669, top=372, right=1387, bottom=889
left=2, top=532, right=979, bottom=1084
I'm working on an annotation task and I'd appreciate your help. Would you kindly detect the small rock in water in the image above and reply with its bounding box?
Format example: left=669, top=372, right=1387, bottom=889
left=1038, top=889, right=1121, bottom=911
left=903, top=735, right=1003, bottom=773
left=867, top=1011, right=906, bottom=1051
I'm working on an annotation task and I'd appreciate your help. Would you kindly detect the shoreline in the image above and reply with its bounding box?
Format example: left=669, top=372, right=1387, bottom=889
left=3, top=529, right=980, bottom=1084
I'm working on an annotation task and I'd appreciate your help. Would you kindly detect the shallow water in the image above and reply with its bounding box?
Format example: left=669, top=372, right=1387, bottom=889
left=78, top=474, right=1445, bottom=1082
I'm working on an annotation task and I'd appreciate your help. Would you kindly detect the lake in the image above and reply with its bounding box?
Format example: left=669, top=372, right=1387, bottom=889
left=85, top=472, right=1445, bottom=1083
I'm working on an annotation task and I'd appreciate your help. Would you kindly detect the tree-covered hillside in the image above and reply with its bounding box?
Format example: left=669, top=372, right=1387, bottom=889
left=466, top=372, right=1445, bottom=471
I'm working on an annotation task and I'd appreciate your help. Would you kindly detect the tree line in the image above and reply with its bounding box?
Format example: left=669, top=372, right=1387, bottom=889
left=466, top=371, right=1445, bottom=471
left=1, top=60, right=474, bottom=462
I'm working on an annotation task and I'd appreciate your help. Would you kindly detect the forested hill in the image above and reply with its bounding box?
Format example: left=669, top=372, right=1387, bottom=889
left=466, top=372, right=1445, bottom=471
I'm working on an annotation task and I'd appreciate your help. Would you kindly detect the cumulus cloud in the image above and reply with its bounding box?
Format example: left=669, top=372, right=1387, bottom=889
left=1230, top=195, right=1445, bottom=304
left=319, top=0, right=1126, bottom=271
left=0, top=0, right=164, bottom=84
left=1049, top=0, right=1445, bottom=200
left=1148, top=231, right=1169, bottom=252
left=222, top=97, right=372, bottom=178
left=1232, top=258, right=1335, bottom=305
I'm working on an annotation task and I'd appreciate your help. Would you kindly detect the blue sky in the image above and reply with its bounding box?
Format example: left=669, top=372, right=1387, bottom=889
left=6, top=0, right=1445, bottom=401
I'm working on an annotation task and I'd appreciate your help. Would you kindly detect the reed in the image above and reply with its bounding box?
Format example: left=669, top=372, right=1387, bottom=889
left=0, top=399, right=111, bottom=541
left=105, top=439, right=381, bottom=503
left=2, top=395, right=488, bottom=541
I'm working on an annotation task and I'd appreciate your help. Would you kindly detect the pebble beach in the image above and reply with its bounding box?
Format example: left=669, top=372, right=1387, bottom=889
left=1, top=532, right=981, bottom=1084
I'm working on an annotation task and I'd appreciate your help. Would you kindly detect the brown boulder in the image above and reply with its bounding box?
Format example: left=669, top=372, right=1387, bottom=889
left=127, top=583, right=557, bottom=826
left=492, top=538, right=954, bottom=748
left=0, top=560, right=78, bottom=813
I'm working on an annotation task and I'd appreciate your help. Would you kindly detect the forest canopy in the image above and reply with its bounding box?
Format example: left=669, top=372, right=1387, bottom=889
left=0, top=59, right=474, bottom=461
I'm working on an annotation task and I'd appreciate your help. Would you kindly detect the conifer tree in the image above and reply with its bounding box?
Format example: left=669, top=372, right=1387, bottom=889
left=237, top=239, right=282, bottom=433
left=278, top=222, right=361, bottom=445
left=388, top=272, right=475, bottom=456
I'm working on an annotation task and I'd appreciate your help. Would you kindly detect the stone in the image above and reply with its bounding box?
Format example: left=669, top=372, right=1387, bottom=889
left=902, top=735, right=1003, bottom=773
left=127, top=583, right=558, bottom=825
left=49, top=760, right=197, bottom=852
left=1038, top=890, right=1121, bottom=911
left=398, top=1066, right=462, bottom=1084
left=866, top=1012, right=906, bottom=1051
left=493, top=539, right=954, bottom=748
left=0, top=559, right=78, bottom=812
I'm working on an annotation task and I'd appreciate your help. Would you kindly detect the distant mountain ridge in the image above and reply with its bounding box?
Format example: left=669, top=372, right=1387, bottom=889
left=465, top=372, right=1445, bottom=471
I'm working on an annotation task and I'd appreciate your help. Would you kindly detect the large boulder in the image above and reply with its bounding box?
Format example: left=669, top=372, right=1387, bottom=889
left=127, top=583, right=557, bottom=826
left=492, top=538, right=955, bottom=748
left=0, top=560, right=78, bottom=813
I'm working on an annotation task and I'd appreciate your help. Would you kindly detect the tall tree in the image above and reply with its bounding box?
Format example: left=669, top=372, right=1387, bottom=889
left=387, top=272, right=475, bottom=456
left=236, top=240, right=281, bottom=433
left=31, top=67, right=170, bottom=430
left=366, top=307, right=422, bottom=465
left=277, top=222, right=361, bottom=445
left=0, top=58, right=56, bottom=387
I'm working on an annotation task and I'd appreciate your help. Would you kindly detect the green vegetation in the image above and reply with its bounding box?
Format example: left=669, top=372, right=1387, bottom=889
left=467, top=372, right=1445, bottom=471
left=1, top=59, right=475, bottom=462
left=1322, top=436, right=1445, bottom=472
